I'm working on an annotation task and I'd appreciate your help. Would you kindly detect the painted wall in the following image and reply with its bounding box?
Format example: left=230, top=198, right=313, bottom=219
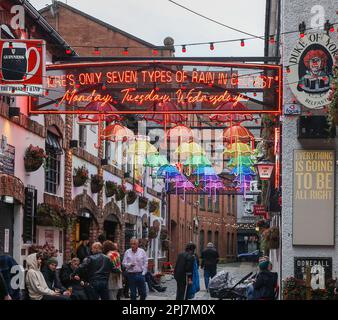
left=281, top=0, right=338, bottom=283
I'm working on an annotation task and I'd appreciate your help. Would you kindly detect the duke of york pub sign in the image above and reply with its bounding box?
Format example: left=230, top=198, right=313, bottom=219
left=286, top=33, right=337, bottom=110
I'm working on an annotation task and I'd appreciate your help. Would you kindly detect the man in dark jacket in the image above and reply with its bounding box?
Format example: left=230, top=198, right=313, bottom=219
left=0, top=255, right=20, bottom=300
left=73, top=242, right=114, bottom=300
left=0, top=271, right=11, bottom=300
left=201, top=242, right=219, bottom=291
left=76, top=238, right=91, bottom=263
left=174, top=243, right=196, bottom=300
left=60, top=257, right=88, bottom=300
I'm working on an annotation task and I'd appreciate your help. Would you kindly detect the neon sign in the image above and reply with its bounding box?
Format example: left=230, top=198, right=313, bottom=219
left=29, top=60, right=282, bottom=114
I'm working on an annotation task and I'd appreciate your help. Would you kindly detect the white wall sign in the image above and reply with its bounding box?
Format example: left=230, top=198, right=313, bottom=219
left=4, top=228, right=9, bottom=253
left=287, top=33, right=337, bottom=109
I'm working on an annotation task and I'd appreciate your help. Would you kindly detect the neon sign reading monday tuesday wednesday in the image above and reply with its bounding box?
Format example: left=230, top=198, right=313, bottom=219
left=29, top=60, right=282, bottom=114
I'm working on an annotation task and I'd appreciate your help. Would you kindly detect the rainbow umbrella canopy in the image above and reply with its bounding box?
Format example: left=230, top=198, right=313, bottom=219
left=209, top=101, right=253, bottom=124
left=101, top=124, right=135, bottom=142
left=228, top=156, right=254, bottom=168
left=77, top=101, right=123, bottom=124
left=143, top=102, right=188, bottom=125
left=156, top=164, right=181, bottom=178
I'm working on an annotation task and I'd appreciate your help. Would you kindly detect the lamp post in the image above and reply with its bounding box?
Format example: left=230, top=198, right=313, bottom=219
left=254, top=161, right=275, bottom=180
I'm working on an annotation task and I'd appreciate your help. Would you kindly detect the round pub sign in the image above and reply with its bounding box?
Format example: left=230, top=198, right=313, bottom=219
left=287, top=33, right=337, bottom=109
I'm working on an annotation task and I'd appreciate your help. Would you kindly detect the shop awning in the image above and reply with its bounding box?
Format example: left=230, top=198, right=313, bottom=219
left=46, top=132, right=63, bottom=155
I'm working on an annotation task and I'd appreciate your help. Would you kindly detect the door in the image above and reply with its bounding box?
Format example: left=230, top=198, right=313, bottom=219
left=37, top=226, right=63, bottom=266
left=104, top=220, right=117, bottom=242
left=0, top=203, right=14, bottom=256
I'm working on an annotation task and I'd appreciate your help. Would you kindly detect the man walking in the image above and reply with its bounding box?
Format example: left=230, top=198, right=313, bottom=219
left=201, top=242, right=219, bottom=291
left=122, top=238, right=148, bottom=300
left=174, top=243, right=196, bottom=300
left=73, top=242, right=113, bottom=300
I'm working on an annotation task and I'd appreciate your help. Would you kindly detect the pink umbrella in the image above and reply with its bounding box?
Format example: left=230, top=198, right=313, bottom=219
left=209, top=101, right=253, bottom=124
left=143, top=102, right=187, bottom=125
left=78, top=101, right=123, bottom=124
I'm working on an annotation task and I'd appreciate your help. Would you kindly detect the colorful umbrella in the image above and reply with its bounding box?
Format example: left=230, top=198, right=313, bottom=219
left=223, top=125, right=254, bottom=144
left=127, top=141, right=158, bottom=155
left=167, top=124, right=193, bottom=142
left=77, top=101, right=123, bottom=124
left=192, top=166, right=216, bottom=176
left=227, top=156, right=253, bottom=168
left=184, top=155, right=211, bottom=167
left=223, top=143, right=252, bottom=157
left=101, top=124, right=135, bottom=142
left=144, top=102, right=187, bottom=125
left=156, top=165, right=181, bottom=178
left=231, top=166, right=256, bottom=176
left=209, top=101, right=253, bottom=124
left=144, top=153, right=169, bottom=167
left=174, top=142, right=205, bottom=158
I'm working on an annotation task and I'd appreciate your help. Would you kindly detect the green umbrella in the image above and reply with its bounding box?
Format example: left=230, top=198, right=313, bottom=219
left=228, top=156, right=253, bottom=168
left=144, top=153, right=169, bottom=167
left=184, top=155, right=211, bottom=167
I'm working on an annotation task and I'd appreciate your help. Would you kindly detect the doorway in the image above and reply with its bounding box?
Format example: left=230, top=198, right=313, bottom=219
left=0, top=202, right=14, bottom=256
left=104, top=214, right=119, bottom=242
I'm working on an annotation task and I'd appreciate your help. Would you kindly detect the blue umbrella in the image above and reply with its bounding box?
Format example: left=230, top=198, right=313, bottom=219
left=156, top=165, right=181, bottom=190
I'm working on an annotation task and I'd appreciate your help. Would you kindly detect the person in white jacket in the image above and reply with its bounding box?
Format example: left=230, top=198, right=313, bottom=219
left=25, top=253, right=70, bottom=300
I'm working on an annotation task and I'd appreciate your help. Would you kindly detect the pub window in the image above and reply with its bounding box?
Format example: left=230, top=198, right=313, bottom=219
left=79, top=125, right=87, bottom=149
left=214, top=195, right=220, bottom=212
left=232, top=195, right=235, bottom=216
left=45, top=131, right=62, bottom=194
left=227, top=195, right=231, bottom=215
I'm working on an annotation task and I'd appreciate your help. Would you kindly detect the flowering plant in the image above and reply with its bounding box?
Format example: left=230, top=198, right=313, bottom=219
left=91, top=174, right=104, bottom=193
left=73, top=165, right=89, bottom=187
left=24, top=144, right=47, bottom=172
left=139, top=196, right=148, bottom=209
left=105, top=181, right=117, bottom=197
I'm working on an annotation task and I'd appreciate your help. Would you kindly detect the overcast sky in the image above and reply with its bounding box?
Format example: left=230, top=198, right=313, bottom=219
left=29, top=0, right=266, bottom=57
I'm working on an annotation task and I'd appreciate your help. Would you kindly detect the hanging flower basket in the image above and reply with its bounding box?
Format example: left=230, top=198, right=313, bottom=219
left=138, top=238, right=149, bottom=250
left=149, top=199, right=159, bottom=213
left=105, top=181, right=117, bottom=197
left=161, top=239, right=170, bottom=251
left=256, top=219, right=270, bottom=230
left=160, top=228, right=168, bottom=240
left=24, top=145, right=47, bottom=172
left=126, top=190, right=137, bottom=205
left=36, top=203, right=66, bottom=229
left=91, top=174, right=104, bottom=193
left=115, top=185, right=126, bottom=201
left=148, top=226, right=158, bottom=239
left=282, top=277, right=307, bottom=300
left=73, top=165, right=88, bottom=187
left=262, top=227, right=280, bottom=250
left=139, top=196, right=148, bottom=209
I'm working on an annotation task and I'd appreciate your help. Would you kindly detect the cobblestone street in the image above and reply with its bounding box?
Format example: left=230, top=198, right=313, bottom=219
left=143, top=262, right=257, bottom=300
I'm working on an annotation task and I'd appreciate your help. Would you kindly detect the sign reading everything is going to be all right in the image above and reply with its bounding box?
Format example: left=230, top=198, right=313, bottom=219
left=293, top=150, right=335, bottom=246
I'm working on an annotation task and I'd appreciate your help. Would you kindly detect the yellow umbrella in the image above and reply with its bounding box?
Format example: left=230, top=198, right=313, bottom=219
left=223, top=143, right=252, bottom=156
left=127, top=141, right=158, bottom=155
left=174, top=142, right=205, bottom=157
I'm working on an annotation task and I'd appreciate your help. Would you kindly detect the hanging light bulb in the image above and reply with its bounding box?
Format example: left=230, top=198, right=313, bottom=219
left=182, top=45, right=186, bottom=53
left=123, top=47, right=129, bottom=55
left=240, top=39, right=245, bottom=47
left=209, top=43, right=214, bottom=51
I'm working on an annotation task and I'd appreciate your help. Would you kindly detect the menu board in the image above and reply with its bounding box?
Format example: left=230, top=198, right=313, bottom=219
left=0, top=142, right=15, bottom=175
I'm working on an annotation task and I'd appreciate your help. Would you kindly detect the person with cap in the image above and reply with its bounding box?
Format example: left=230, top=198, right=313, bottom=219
left=25, top=253, right=70, bottom=300
left=250, top=256, right=278, bottom=300
left=201, top=242, right=219, bottom=291
left=174, top=242, right=196, bottom=300
left=76, top=238, right=91, bottom=263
